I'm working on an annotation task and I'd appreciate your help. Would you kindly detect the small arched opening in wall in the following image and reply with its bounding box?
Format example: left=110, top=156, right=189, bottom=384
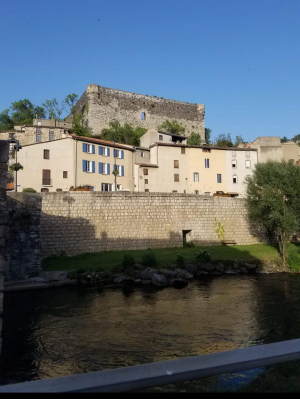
left=141, top=112, right=146, bottom=121
left=41, top=188, right=49, bottom=193
left=182, top=230, right=192, bottom=246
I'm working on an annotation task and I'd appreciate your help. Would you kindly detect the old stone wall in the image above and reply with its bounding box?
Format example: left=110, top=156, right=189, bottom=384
left=0, top=126, right=67, bottom=147
left=68, top=84, right=205, bottom=138
left=6, top=193, right=42, bottom=280
left=39, top=192, right=263, bottom=258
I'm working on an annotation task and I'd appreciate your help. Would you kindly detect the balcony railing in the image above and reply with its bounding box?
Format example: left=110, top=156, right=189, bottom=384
left=0, top=339, right=300, bottom=392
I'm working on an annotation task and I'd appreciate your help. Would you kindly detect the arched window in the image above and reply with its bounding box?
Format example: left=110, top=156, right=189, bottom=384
left=141, top=112, right=146, bottom=121
left=41, top=188, right=49, bottom=193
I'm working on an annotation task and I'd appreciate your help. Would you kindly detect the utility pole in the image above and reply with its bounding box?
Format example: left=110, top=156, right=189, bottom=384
left=112, top=135, right=117, bottom=192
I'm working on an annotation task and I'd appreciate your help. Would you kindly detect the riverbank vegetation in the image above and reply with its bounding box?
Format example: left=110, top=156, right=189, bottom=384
left=42, top=243, right=285, bottom=273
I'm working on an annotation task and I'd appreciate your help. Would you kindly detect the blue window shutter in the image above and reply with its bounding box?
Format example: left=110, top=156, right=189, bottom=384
left=92, top=145, right=95, bottom=154
left=107, top=163, right=110, bottom=175
left=113, top=149, right=116, bottom=158
left=121, top=165, right=124, bottom=177
left=99, top=162, right=102, bottom=174
left=92, top=161, right=95, bottom=173
left=121, top=150, right=124, bottom=159
left=107, top=148, right=110, bottom=157
left=83, top=143, right=87, bottom=153
left=114, top=164, right=116, bottom=171
left=82, top=160, right=87, bottom=172
left=99, top=146, right=103, bottom=156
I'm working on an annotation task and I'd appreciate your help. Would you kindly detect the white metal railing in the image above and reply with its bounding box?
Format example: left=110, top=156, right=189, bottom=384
left=0, top=339, right=300, bottom=392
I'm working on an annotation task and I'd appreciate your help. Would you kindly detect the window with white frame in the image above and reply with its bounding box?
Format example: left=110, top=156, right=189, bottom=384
left=86, top=144, right=93, bottom=154
left=245, top=160, right=251, bottom=169
left=115, top=149, right=122, bottom=158
left=102, top=183, right=113, bottom=192
left=194, top=172, right=199, bottom=182
left=102, top=163, right=109, bottom=174
left=115, top=165, right=122, bottom=175
left=103, top=147, right=109, bottom=156
left=245, top=151, right=250, bottom=158
left=233, top=175, right=238, bottom=184
left=232, top=151, right=236, bottom=158
left=86, top=160, right=92, bottom=172
left=232, top=160, right=237, bottom=168
left=49, top=129, right=55, bottom=141
left=205, top=159, right=210, bottom=168
left=117, top=184, right=123, bottom=191
left=194, top=190, right=199, bottom=195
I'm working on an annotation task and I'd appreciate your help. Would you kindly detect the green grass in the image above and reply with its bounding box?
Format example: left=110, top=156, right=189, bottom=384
left=42, top=244, right=282, bottom=273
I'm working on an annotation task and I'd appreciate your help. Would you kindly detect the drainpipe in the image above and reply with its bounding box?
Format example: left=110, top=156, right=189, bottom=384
left=75, top=138, right=78, bottom=188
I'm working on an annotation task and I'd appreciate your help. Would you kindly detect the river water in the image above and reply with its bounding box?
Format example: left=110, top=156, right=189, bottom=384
left=1, top=274, right=300, bottom=391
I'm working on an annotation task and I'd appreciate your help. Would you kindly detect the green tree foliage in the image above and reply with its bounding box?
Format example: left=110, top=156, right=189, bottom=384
left=205, top=128, right=212, bottom=145
left=0, top=109, right=14, bottom=130
left=281, top=136, right=289, bottom=143
left=234, top=135, right=245, bottom=147
left=187, top=132, right=201, bottom=145
left=42, top=98, right=64, bottom=120
left=71, top=113, right=90, bottom=137
left=10, top=99, right=45, bottom=125
left=9, top=162, right=23, bottom=172
left=245, top=160, right=300, bottom=267
left=101, top=121, right=147, bottom=146
left=215, top=133, right=234, bottom=147
left=158, top=120, right=186, bottom=135
left=64, top=94, right=79, bottom=115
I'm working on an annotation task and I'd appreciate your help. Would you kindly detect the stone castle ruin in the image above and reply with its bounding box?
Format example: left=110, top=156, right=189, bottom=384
left=66, top=84, right=205, bottom=138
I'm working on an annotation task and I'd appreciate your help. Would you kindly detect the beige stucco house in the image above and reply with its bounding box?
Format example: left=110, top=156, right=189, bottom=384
left=17, top=136, right=134, bottom=192
left=134, top=143, right=257, bottom=197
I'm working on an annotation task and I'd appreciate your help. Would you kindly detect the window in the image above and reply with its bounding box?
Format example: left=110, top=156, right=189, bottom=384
left=42, top=169, right=51, bottom=185
left=36, top=133, right=42, bottom=143
left=113, top=149, right=124, bottom=159
left=141, top=151, right=145, bottom=158
left=44, top=149, right=50, bottom=160
left=9, top=133, right=15, bottom=139
left=49, top=130, right=54, bottom=141
left=102, top=183, right=113, bottom=192
left=83, top=143, right=95, bottom=154
left=174, top=174, right=179, bottom=182
left=83, top=160, right=95, bottom=173
left=174, top=160, right=179, bottom=168
left=117, top=184, right=123, bottom=191
left=233, top=175, right=238, bottom=184
left=172, top=191, right=178, bottom=193
left=99, top=146, right=110, bottom=156
left=145, top=189, right=149, bottom=192
left=203, top=148, right=211, bottom=153
left=141, top=112, right=146, bottom=120
left=217, top=174, right=222, bottom=183
left=159, top=135, right=163, bottom=141
left=143, top=168, right=148, bottom=175
left=181, top=147, right=185, bottom=154
left=41, top=188, right=49, bottom=193
left=246, top=160, right=251, bottom=169
left=194, top=190, right=199, bottom=195
left=232, top=160, right=237, bottom=168
left=63, top=171, right=68, bottom=178
left=56, top=189, right=62, bottom=192
left=38, top=122, right=42, bottom=126
left=205, top=192, right=211, bottom=197
left=113, top=164, right=124, bottom=176
left=21, top=127, right=25, bottom=131
left=194, top=172, right=199, bottom=182
left=86, top=144, right=92, bottom=154
left=36, top=128, right=41, bottom=134
left=205, top=159, right=210, bottom=168
left=99, top=163, right=110, bottom=175
left=232, top=151, right=236, bottom=158
left=245, top=151, right=250, bottom=158
left=145, top=179, right=148, bottom=184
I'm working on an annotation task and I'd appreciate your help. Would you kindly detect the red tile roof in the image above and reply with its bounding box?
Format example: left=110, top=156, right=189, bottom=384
left=71, top=135, right=135, bottom=151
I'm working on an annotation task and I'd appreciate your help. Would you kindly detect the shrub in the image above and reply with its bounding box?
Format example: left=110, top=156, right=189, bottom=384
left=22, top=188, right=37, bottom=193
left=142, top=250, right=157, bottom=267
left=122, top=254, right=135, bottom=269
left=287, top=244, right=300, bottom=272
left=184, top=241, right=195, bottom=248
left=195, top=250, right=212, bottom=263
left=176, top=254, right=185, bottom=268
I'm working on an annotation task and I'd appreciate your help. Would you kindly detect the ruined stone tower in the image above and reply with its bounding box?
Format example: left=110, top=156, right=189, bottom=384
left=67, top=84, right=205, bottom=138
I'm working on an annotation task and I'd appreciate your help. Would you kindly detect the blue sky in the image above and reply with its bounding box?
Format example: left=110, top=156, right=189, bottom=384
left=1, top=0, right=300, bottom=141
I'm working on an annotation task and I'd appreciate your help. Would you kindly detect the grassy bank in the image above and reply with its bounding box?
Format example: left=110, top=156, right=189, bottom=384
left=42, top=244, right=282, bottom=273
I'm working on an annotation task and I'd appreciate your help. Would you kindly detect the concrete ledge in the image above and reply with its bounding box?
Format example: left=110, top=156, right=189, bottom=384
left=4, top=280, right=77, bottom=292
left=1, top=339, right=300, bottom=392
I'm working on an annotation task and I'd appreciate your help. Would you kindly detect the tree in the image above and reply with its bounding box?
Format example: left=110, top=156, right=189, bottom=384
left=101, top=121, right=147, bottom=146
left=42, top=98, right=64, bottom=120
left=10, top=99, right=45, bottom=125
left=71, top=112, right=90, bottom=137
left=205, top=128, right=212, bottom=145
left=215, top=133, right=233, bottom=147
left=158, top=120, right=186, bottom=135
left=64, top=94, right=78, bottom=115
left=187, top=132, right=201, bottom=145
left=245, top=160, right=300, bottom=267
left=281, top=136, right=289, bottom=143
left=234, top=135, right=245, bottom=147
left=0, top=109, right=14, bottom=130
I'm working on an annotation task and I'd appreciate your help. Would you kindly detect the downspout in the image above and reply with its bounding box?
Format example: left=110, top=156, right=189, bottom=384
left=75, top=138, right=78, bottom=188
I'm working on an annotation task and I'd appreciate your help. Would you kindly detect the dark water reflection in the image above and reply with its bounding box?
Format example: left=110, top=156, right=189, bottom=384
left=1, top=275, right=300, bottom=388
